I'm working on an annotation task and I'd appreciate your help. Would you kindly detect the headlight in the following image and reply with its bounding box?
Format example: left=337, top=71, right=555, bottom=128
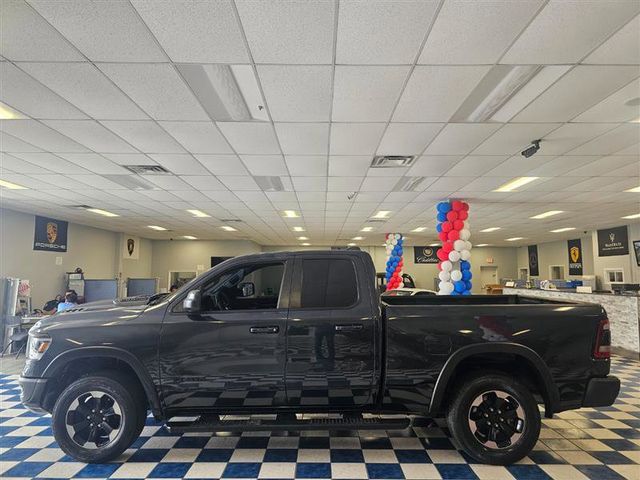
left=27, top=334, right=51, bottom=360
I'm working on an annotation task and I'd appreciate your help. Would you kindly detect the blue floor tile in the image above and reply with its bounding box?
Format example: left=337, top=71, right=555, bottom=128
left=295, top=462, right=332, bottom=478
left=366, top=463, right=405, bottom=479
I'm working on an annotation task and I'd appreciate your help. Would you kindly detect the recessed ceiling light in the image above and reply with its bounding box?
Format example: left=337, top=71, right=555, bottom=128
left=494, top=177, right=539, bottom=192
left=361, top=226, right=373, bottom=232
left=297, top=236, right=308, bottom=240
left=292, top=226, right=305, bottom=232
left=187, top=209, right=210, bottom=218
left=480, top=227, right=501, bottom=232
left=0, top=179, right=28, bottom=190
left=182, top=235, right=197, bottom=240
left=301, top=242, right=311, bottom=246
left=625, top=186, right=640, bottom=193
left=475, top=244, right=490, bottom=247
left=0, top=101, right=27, bottom=120
left=148, top=225, right=167, bottom=231
left=86, top=208, right=119, bottom=217
left=282, top=210, right=299, bottom=218
left=621, top=213, right=640, bottom=219
left=347, top=243, right=357, bottom=246
left=550, top=227, right=575, bottom=233
left=411, top=227, right=427, bottom=232
left=505, top=237, right=524, bottom=241
left=352, top=236, right=363, bottom=240
left=220, top=225, right=238, bottom=232
left=429, top=243, right=440, bottom=247
left=372, top=210, right=391, bottom=219
left=530, top=210, right=563, bottom=219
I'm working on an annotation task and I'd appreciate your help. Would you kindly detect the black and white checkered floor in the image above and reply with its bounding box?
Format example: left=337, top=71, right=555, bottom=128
left=0, top=357, right=638, bottom=480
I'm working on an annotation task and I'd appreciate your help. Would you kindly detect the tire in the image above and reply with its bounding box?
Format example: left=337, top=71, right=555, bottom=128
left=52, top=372, right=146, bottom=463
left=446, top=374, right=541, bottom=465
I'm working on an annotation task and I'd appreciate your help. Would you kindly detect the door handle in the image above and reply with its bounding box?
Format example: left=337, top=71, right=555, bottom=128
left=335, top=324, right=363, bottom=332
left=250, top=326, right=279, bottom=334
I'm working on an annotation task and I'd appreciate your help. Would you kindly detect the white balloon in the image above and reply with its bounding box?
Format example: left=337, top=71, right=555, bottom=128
left=448, top=250, right=461, bottom=262
left=392, top=239, right=397, bottom=245
left=441, top=260, right=453, bottom=272
left=465, top=240, right=473, bottom=251
left=439, top=281, right=454, bottom=294
left=454, top=239, right=466, bottom=252
left=438, top=271, right=451, bottom=281
left=460, top=249, right=471, bottom=261
left=450, top=270, right=463, bottom=282
left=460, top=228, right=471, bottom=241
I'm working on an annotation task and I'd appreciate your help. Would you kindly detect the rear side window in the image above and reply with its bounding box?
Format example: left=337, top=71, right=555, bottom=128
left=300, top=258, right=358, bottom=308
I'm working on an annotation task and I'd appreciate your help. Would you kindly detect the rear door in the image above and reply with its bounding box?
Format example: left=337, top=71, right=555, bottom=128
left=285, top=253, right=377, bottom=408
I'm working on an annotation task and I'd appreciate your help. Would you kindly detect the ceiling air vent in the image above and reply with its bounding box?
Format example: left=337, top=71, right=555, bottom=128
left=103, top=174, right=155, bottom=190
left=219, top=219, right=243, bottom=223
left=122, top=165, right=171, bottom=175
left=254, top=176, right=285, bottom=192
left=370, top=155, right=416, bottom=168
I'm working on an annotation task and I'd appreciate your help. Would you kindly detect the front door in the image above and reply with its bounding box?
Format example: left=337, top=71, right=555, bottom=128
left=285, top=254, right=377, bottom=409
left=159, top=259, right=292, bottom=413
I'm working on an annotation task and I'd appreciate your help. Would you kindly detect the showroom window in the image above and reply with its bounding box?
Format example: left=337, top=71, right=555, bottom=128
left=300, top=258, right=358, bottom=309
left=604, top=268, right=624, bottom=284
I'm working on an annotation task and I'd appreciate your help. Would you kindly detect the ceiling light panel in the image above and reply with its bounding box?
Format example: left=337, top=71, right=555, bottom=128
left=0, top=179, right=28, bottom=190
left=86, top=207, right=119, bottom=217
left=530, top=210, right=564, bottom=219
left=494, top=177, right=539, bottom=192
left=550, top=227, right=575, bottom=233
left=148, top=225, right=168, bottom=231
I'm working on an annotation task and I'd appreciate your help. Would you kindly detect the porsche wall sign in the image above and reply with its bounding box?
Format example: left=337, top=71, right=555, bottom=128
left=34, top=215, right=68, bottom=252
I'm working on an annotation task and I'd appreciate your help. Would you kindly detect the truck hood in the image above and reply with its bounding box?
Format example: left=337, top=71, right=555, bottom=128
left=32, top=301, right=148, bottom=332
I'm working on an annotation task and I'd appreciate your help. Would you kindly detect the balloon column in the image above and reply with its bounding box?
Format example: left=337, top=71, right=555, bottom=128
left=435, top=201, right=473, bottom=295
left=384, top=233, right=404, bottom=291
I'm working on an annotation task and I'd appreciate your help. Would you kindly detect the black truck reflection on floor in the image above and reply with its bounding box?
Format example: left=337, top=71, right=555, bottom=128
left=19, top=250, right=619, bottom=465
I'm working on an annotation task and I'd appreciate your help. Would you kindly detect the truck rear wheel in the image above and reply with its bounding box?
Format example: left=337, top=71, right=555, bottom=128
left=446, top=374, right=540, bottom=465
left=52, top=372, right=145, bottom=463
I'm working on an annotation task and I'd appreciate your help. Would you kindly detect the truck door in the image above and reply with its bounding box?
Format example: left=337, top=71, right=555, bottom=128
left=285, top=254, right=377, bottom=407
left=159, top=258, right=292, bottom=413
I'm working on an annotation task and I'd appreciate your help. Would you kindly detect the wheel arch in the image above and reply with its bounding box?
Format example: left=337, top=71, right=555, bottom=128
left=429, top=342, right=560, bottom=418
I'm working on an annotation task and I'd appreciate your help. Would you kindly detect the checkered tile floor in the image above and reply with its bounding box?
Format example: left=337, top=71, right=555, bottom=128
left=1, top=357, right=638, bottom=480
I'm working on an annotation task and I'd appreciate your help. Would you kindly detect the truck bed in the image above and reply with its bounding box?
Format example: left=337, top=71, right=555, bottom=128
left=382, top=293, right=588, bottom=306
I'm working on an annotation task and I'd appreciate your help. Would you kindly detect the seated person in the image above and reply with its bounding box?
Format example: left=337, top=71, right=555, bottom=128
left=170, top=284, right=179, bottom=293
left=57, top=291, right=79, bottom=313
left=43, top=294, right=62, bottom=314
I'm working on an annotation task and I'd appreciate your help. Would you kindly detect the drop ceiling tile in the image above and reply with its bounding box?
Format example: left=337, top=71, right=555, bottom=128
left=328, top=156, right=371, bottom=177
left=101, top=153, right=156, bottom=165
left=28, top=0, right=167, bottom=62
left=19, top=62, right=148, bottom=120
left=376, top=123, right=443, bottom=156
left=194, top=155, right=248, bottom=175
left=419, top=0, right=543, bottom=64
left=1, top=0, right=83, bottom=61
left=567, top=124, right=640, bottom=156
left=98, top=64, right=207, bottom=121
left=147, top=154, right=210, bottom=175
left=328, top=176, right=364, bottom=192
left=428, top=176, right=478, bottom=192
left=424, top=123, right=502, bottom=155
left=54, top=153, right=130, bottom=174
left=66, top=173, right=134, bottom=190
left=472, top=123, right=562, bottom=155
left=443, top=156, right=507, bottom=177
left=573, top=78, right=640, bottom=123
left=101, top=121, right=186, bottom=154
left=217, top=122, right=281, bottom=155
left=0, top=132, right=43, bottom=152
left=332, top=66, right=410, bottom=122
left=235, top=0, right=334, bottom=64
left=614, top=143, right=640, bottom=155
left=482, top=155, right=555, bottom=177
left=218, top=175, right=261, bottom=191
left=275, top=123, right=329, bottom=155
left=393, top=66, right=491, bottom=122
left=360, top=176, right=401, bottom=192
left=540, top=123, right=619, bottom=155
left=257, top=65, right=332, bottom=121
left=584, top=14, right=640, bottom=65
left=143, top=174, right=193, bottom=191
left=131, top=0, right=249, bottom=63
left=159, top=122, right=233, bottom=154
left=406, top=156, right=464, bottom=176
left=42, top=120, right=138, bottom=153
left=329, top=124, right=386, bottom=155
left=565, top=156, right=629, bottom=176
left=1, top=153, right=52, bottom=174
left=336, top=0, right=439, bottom=64
left=241, top=155, right=288, bottom=176
left=0, top=120, right=89, bottom=152
left=501, top=0, right=640, bottom=64
left=292, top=176, right=328, bottom=192
left=513, top=66, right=640, bottom=122
left=1, top=63, right=87, bottom=119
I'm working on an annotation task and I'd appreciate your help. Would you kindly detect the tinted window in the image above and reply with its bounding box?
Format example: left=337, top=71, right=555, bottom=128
left=300, top=258, right=357, bottom=308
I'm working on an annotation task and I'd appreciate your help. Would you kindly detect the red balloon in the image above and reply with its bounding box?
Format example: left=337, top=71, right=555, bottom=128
left=438, top=231, right=448, bottom=242
left=442, top=221, right=453, bottom=232
left=452, top=200, right=464, bottom=211
left=437, top=261, right=443, bottom=271
left=395, top=266, right=402, bottom=273
left=446, top=210, right=458, bottom=222
left=448, top=230, right=460, bottom=241
left=458, top=210, right=468, bottom=221
left=462, top=202, right=470, bottom=212
left=453, top=219, right=464, bottom=230
left=437, top=248, right=448, bottom=261
left=442, top=241, right=453, bottom=253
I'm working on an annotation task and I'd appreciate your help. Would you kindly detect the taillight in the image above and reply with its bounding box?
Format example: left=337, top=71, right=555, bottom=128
left=593, top=318, right=611, bottom=359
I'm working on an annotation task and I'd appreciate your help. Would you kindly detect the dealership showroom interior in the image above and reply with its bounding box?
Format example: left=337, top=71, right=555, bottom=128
left=2, top=1, right=640, bottom=479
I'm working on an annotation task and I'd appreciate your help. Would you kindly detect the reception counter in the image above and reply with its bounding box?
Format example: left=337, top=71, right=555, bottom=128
left=503, top=287, right=640, bottom=359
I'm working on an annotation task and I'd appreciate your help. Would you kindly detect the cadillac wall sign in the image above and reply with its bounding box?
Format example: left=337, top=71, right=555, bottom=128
left=567, top=238, right=583, bottom=275
left=34, top=215, right=68, bottom=252
left=414, top=246, right=440, bottom=264
left=528, top=245, right=539, bottom=276
left=597, top=225, right=629, bottom=257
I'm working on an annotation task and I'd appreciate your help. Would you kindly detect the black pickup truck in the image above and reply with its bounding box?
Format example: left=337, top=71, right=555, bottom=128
left=20, top=250, right=619, bottom=465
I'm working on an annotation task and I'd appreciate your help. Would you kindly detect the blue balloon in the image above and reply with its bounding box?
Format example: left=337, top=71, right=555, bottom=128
left=451, top=291, right=460, bottom=296
left=465, top=281, right=473, bottom=291
left=462, top=290, right=472, bottom=295
left=437, top=201, right=451, bottom=213
left=454, top=281, right=466, bottom=293
left=460, top=260, right=471, bottom=271
left=397, top=249, right=403, bottom=256
left=437, top=212, right=447, bottom=222
left=462, top=270, right=472, bottom=281
left=436, top=223, right=443, bottom=233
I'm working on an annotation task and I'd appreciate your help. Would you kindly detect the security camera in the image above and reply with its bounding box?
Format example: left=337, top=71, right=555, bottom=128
left=521, top=140, right=541, bottom=158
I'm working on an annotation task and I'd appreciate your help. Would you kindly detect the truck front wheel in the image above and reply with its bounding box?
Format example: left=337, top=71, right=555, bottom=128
left=446, top=374, right=541, bottom=465
left=51, top=373, right=145, bottom=463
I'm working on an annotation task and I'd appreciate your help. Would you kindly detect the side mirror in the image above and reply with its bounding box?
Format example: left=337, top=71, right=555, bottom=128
left=239, top=282, right=255, bottom=297
left=183, top=289, right=201, bottom=313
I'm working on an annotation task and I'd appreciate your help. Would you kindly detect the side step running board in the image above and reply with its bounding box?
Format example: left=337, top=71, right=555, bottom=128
left=166, top=416, right=411, bottom=433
